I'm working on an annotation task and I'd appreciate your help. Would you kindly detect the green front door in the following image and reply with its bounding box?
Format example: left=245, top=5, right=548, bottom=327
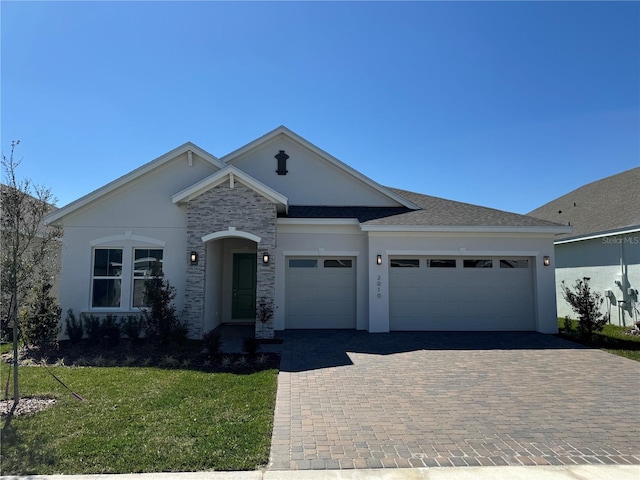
left=232, top=253, right=257, bottom=319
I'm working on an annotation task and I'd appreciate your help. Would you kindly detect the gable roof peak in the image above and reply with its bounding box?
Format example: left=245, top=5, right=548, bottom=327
left=221, top=126, right=420, bottom=211
left=45, top=142, right=223, bottom=225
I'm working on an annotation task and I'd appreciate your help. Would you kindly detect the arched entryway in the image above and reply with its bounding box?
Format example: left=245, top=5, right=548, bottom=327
left=202, top=231, right=261, bottom=334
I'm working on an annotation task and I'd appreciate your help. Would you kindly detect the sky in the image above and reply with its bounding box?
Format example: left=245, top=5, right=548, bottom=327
left=1, top=1, right=638, bottom=215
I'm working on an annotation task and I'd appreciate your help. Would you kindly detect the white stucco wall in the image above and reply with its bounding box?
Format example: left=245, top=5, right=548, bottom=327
left=229, top=136, right=402, bottom=207
left=56, top=152, right=219, bottom=325
left=555, top=233, right=640, bottom=327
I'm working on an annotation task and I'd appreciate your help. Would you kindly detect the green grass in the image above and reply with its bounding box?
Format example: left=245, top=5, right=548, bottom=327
left=557, top=318, right=640, bottom=361
left=1, top=365, right=278, bottom=475
left=1, top=341, right=14, bottom=354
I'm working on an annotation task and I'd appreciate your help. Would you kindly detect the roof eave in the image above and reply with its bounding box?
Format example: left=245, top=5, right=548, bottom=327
left=172, top=166, right=289, bottom=213
left=555, top=225, right=640, bottom=244
left=361, top=225, right=573, bottom=234
left=44, top=142, right=223, bottom=225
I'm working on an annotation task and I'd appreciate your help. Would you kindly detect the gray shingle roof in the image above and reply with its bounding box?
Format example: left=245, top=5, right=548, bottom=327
left=281, top=206, right=412, bottom=222
left=528, top=167, right=640, bottom=240
left=282, top=188, right=563, bottom=228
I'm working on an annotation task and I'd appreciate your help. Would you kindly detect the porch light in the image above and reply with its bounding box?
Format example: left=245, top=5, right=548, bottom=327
left=376, top=254, right=382, bottom=265
left=543, top=256, right=550, bottom=267
left=190, top=251, right=198, bottom=265
left=262, top=252, right=270, bottom=265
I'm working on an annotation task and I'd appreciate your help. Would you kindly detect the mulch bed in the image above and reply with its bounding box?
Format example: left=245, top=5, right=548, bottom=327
left=2, top=339, right=280, bottom=373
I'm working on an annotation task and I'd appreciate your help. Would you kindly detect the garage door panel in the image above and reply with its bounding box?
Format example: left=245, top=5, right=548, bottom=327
left=285, top=257, right=356, bottom=329
left=390, top=256, right=534, bottom=331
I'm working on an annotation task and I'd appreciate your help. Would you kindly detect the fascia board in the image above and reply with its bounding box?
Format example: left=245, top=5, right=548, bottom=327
left=277, top=218, right=361, bottom=226
left=554, top=226, right=640, bottom=245
left=45, top=142, right=222, bottom=225
left=172, top=166, right=289, bottom=208
left=221, top=126, right=420, bottom=211
left=361, top=225, right=573, bottom=234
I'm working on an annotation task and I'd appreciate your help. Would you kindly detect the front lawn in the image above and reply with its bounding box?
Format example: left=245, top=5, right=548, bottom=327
left=557, top=318, right=640, bottom=361
left=1, top=364, right=278, bottom=475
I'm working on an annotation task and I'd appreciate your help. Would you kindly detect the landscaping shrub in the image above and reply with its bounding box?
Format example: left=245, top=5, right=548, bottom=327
left=64, top=309, right=83, bottom=344
left=121, top=314, right=142, bottom=341
left=203, top=329, right=221, bottom=356
left=561, top=277, right=609, bottom=338
left=243, top=337, right=260, bottom=357
left=101, top=314, right=121, bottom=345
left=257, top=297, right=276, bottom=324
left=20, top=279, right=61, bottom=350
left=82, top=313, right=102, bottom=345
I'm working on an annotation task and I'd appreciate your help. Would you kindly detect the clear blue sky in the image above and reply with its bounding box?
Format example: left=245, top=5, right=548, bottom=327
left=2, top=1, right=638, bottom=214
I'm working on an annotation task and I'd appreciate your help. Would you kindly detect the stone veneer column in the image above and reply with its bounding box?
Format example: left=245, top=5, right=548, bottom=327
left=185, top=181, right=277, bottom=339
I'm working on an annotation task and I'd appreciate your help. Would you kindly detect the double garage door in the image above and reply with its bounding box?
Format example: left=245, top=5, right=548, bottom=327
left=389, top=257, right=534, bottom=331
left=285, top=257, right=356, bottom=329
left=284, top=255, right=534, bottom=331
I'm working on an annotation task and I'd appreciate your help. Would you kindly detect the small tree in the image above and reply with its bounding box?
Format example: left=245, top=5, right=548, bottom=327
left=20, top=278, right=61, bottom=350
left=141, top=264, right=185, bottom=343
left=561, top=277, right=609, bottom=338
left=1, top=140, right=62, bottom=410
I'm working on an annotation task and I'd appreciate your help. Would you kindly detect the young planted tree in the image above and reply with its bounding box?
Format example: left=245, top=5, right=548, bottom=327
left=141, top=262, right=186, bottom=343
left=560, top=277, right=610, bottom=339
left=20, top=278, right=62, bottom=350
left=1, top=140, right=62, bottom=410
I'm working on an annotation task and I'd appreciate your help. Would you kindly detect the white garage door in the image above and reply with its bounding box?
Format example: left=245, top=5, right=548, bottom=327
left=389, top=257, right=534, bottom=331
left=285, top=257, right=356, bottom=329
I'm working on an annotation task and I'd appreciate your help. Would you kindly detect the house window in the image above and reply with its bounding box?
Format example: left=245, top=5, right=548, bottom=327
left=428, top=259, right=456, bottom=268
left=132, top=249, right=164, bottom=307
left=92, top=248, right=123, bottom=307
left=500, top=259, right=529, bottom=269
left=463, top=259, right=493, bottom=268
left=289, top=259, right=318, bottom=268
left=324, top=259, right=352, bottom=268
left=390, top=259, right=419, bottom=268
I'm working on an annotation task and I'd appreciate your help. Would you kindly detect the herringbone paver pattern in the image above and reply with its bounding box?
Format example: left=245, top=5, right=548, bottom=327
left=269, top=331, right=640, bottom=470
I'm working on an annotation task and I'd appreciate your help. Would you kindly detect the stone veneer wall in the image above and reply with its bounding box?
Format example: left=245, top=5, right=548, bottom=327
left=185, top=181, right=277, bottom=339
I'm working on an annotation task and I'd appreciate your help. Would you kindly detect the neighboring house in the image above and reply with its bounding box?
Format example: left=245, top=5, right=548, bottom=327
left=45, top=126, right=568, bottom=339
left=529, top=167, right=640, bottom=327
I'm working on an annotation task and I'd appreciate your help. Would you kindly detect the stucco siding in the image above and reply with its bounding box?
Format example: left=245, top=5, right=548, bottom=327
left=229, top=136, right=402, bottom=207
left=56, top=152, right=218, bottom=324
left=555, top=234, right=640, bottom=326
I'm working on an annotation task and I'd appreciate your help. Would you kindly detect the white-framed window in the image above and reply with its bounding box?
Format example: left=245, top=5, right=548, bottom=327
left=92, top=248, right=123, bottom=308
left=132, top=249, right=164, bottom=308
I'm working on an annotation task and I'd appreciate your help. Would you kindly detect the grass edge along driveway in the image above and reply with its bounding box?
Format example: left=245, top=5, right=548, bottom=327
left=1, top=365, right=278, bottom=475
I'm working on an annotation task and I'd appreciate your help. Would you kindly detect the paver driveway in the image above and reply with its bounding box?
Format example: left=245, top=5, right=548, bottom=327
left=269, top=331, right=640, bottom=470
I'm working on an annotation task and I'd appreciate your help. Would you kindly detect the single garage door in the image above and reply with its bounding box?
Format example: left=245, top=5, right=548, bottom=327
left=285, top=257, right=356, bottom=329
left=389, top=257, right=534, bottom=331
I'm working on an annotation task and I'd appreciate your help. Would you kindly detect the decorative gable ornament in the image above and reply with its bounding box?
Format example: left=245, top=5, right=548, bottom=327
left=275, top=150, right=289, bottom=175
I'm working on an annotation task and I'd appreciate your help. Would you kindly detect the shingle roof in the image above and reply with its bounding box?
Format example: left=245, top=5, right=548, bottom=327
left=281, top=206, right=413, bottom=223
left=528, top=167, right=640, bottom=240
left=281, top=188, right=563, bottom=228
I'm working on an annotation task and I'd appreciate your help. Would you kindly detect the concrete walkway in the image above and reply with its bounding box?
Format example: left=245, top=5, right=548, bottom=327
left=2, top=464, right=640, bottom=480
left=269, top=331, right=640, bottom=470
